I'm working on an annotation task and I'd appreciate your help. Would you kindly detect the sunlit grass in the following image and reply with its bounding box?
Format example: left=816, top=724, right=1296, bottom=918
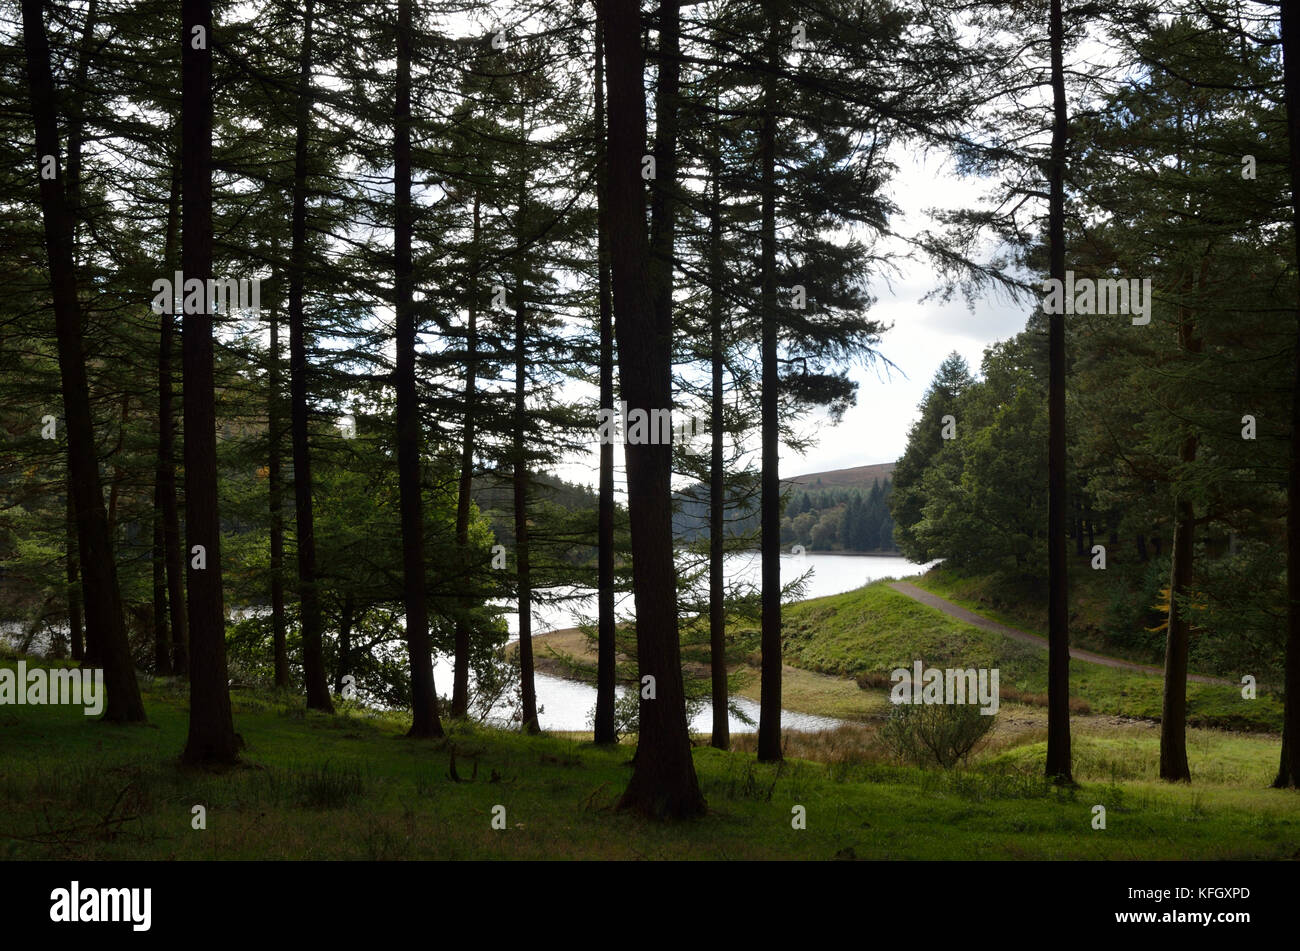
left=1, top=659, right=1295, bottom=861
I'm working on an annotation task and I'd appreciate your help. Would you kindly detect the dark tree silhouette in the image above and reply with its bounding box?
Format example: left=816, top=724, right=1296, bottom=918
left=21, top=0, right=144, bottom=722
left=180, top=0, right=239, bottom=761
left=1276, top=0, right=1300, bottom=790
left=593, top=3, right=617, bottom=746
left=287, top=0, right=333, bottom=712
left=756, top=0, right=782, bottom=763
left=1044, top=0, right=1073, bottom=785
left=395, top=0, right=443, bottom=739
left=603, top=0, right=705, bottom=818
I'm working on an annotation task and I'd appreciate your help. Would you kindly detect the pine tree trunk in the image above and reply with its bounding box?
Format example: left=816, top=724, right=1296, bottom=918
left=158, top=158, right=189, bottom=677
left=512, top=392, right=539, bottom=735
left=514, top=153, right=539, bottom=734
left=180, top=0, right=238, bottom=760
left=602, top=0, right=704, bottom=818
left=288, top=0, right=332, bottom=712
left=106, top=396, right=129, bottom=534
left=152, top=478, right=170, bottom=674
left=64, top=0, right=96, bottom=264
left=1160, top=468, right=1195, bottom=782
left=1160, top=263, right=1203, bottom=783
left=1044, top=0, right=1073, bottom=784
left=593, top=6, right=617, bottom=745
left=757, top=0, right=783, bottom=763
left=708, top=127, right=729, bottom=751
left=65, top=493, right=83, bottom=661
left=62, top=0, right=94, bottom=670
left=395, top=0, right=443, bottom=739
left=153, top=159, right=180, bottom=678
left=1275, top=0, right=1300, bottom=790
left=268, top=240, right=289, bottom=688
left=451, top=192, right=480, bottom=718
left=22, top=0, right=144, bottom=722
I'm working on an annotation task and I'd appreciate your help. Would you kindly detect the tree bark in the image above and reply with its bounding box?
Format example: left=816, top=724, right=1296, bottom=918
left=22, top=0, right=144, bottom=722
left=451, top=191, right=480, bottom=718
left=268, top=237, right=289, bottom=688
left=1044, top=0, right=1073, bottom=784
left=65, top=493, right=83, bottom=661
left=106, top=395, right=129, bottom=534
left=152, top=475, right=170, bottom=673
left=288, top=0, right=332, bottom=712
left=158, top=156, right=189, bottom=677
left=1160, top=455, right=1196, bottom=782
left=1160, top=259, right=1204, bottom=783
left=514, top=129, right=539, bottom=734
left=756, top=0, right=782, bottom=763
left=395, top=0, right=443, bottom=738
left=602, top=0, right=704, bottom=818
left=1275, top=0, right=1300, bottom=789
left=64, top=0, right=97, bottom=265
left=593, top=5, right=617, bottom=745
left=180, top=0, right=238, bottom=760
left=708, top=120, right=729, bottom=751
left=61, top=0, right=96, bottom=668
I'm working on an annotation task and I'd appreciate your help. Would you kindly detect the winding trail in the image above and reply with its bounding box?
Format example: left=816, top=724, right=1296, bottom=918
left=887, top=581, right=1232, bottom=686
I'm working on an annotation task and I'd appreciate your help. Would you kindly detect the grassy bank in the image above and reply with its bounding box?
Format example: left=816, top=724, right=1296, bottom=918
left=1, top=660, right=1295, bottom=860
left=532, top=578, right=1281, bottom=731
left=765, top=581, right=1283, bottom=732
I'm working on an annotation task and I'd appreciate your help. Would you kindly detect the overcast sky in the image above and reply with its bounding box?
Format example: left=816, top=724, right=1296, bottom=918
left=554, top=145, right=1033, bottom=489
left=787, top=147, right=1031, bottom=475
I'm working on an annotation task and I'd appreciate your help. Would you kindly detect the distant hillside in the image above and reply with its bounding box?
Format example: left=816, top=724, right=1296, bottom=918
left=786, top=462, right=896, bottom=491
left=672, top=461, right=900, bottom=552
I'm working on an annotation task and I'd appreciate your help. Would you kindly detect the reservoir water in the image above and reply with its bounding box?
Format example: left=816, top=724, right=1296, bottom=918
left=3, top=552, right=931, bottom=734
left=446, top=552, right=930, bottom=733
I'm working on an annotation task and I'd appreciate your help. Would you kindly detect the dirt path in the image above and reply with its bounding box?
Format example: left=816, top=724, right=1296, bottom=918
left=887, top=581, right=1232, bottom=686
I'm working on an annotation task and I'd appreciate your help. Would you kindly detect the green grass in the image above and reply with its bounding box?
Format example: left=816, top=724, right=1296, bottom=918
left=1, top=657, right=1296, bottom=860
left=912, top=565, right=1121, bottom=656
left=740, top=580, right=1285, bottom=732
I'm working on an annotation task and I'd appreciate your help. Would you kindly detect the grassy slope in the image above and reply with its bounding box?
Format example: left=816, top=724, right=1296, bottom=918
left=768, top=581, right=1282, bottom=732
left=1, top=663, right=1296, bottom=860
left=912, top=565, right=1128, bottom=657
left=535, top=577, right=1280, bottom=730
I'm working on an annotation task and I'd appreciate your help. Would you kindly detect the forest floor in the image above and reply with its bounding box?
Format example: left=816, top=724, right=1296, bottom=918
left=0, top=665, right=1296, bottom=860
left=1, top=575, right=1293, bottom=860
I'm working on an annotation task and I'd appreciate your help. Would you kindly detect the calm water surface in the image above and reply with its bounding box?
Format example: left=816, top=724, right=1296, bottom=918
left=457, top=552, right=930, bottom=733
left=3, top=552, right=931, bottom=734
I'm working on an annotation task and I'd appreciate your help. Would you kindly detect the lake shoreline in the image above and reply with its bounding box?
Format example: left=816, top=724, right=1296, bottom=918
left=515, top=623, right=884, bottom=729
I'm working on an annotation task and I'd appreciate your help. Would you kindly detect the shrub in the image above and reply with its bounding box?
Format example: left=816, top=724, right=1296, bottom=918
left=879, top=701, right=996, bottom=768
